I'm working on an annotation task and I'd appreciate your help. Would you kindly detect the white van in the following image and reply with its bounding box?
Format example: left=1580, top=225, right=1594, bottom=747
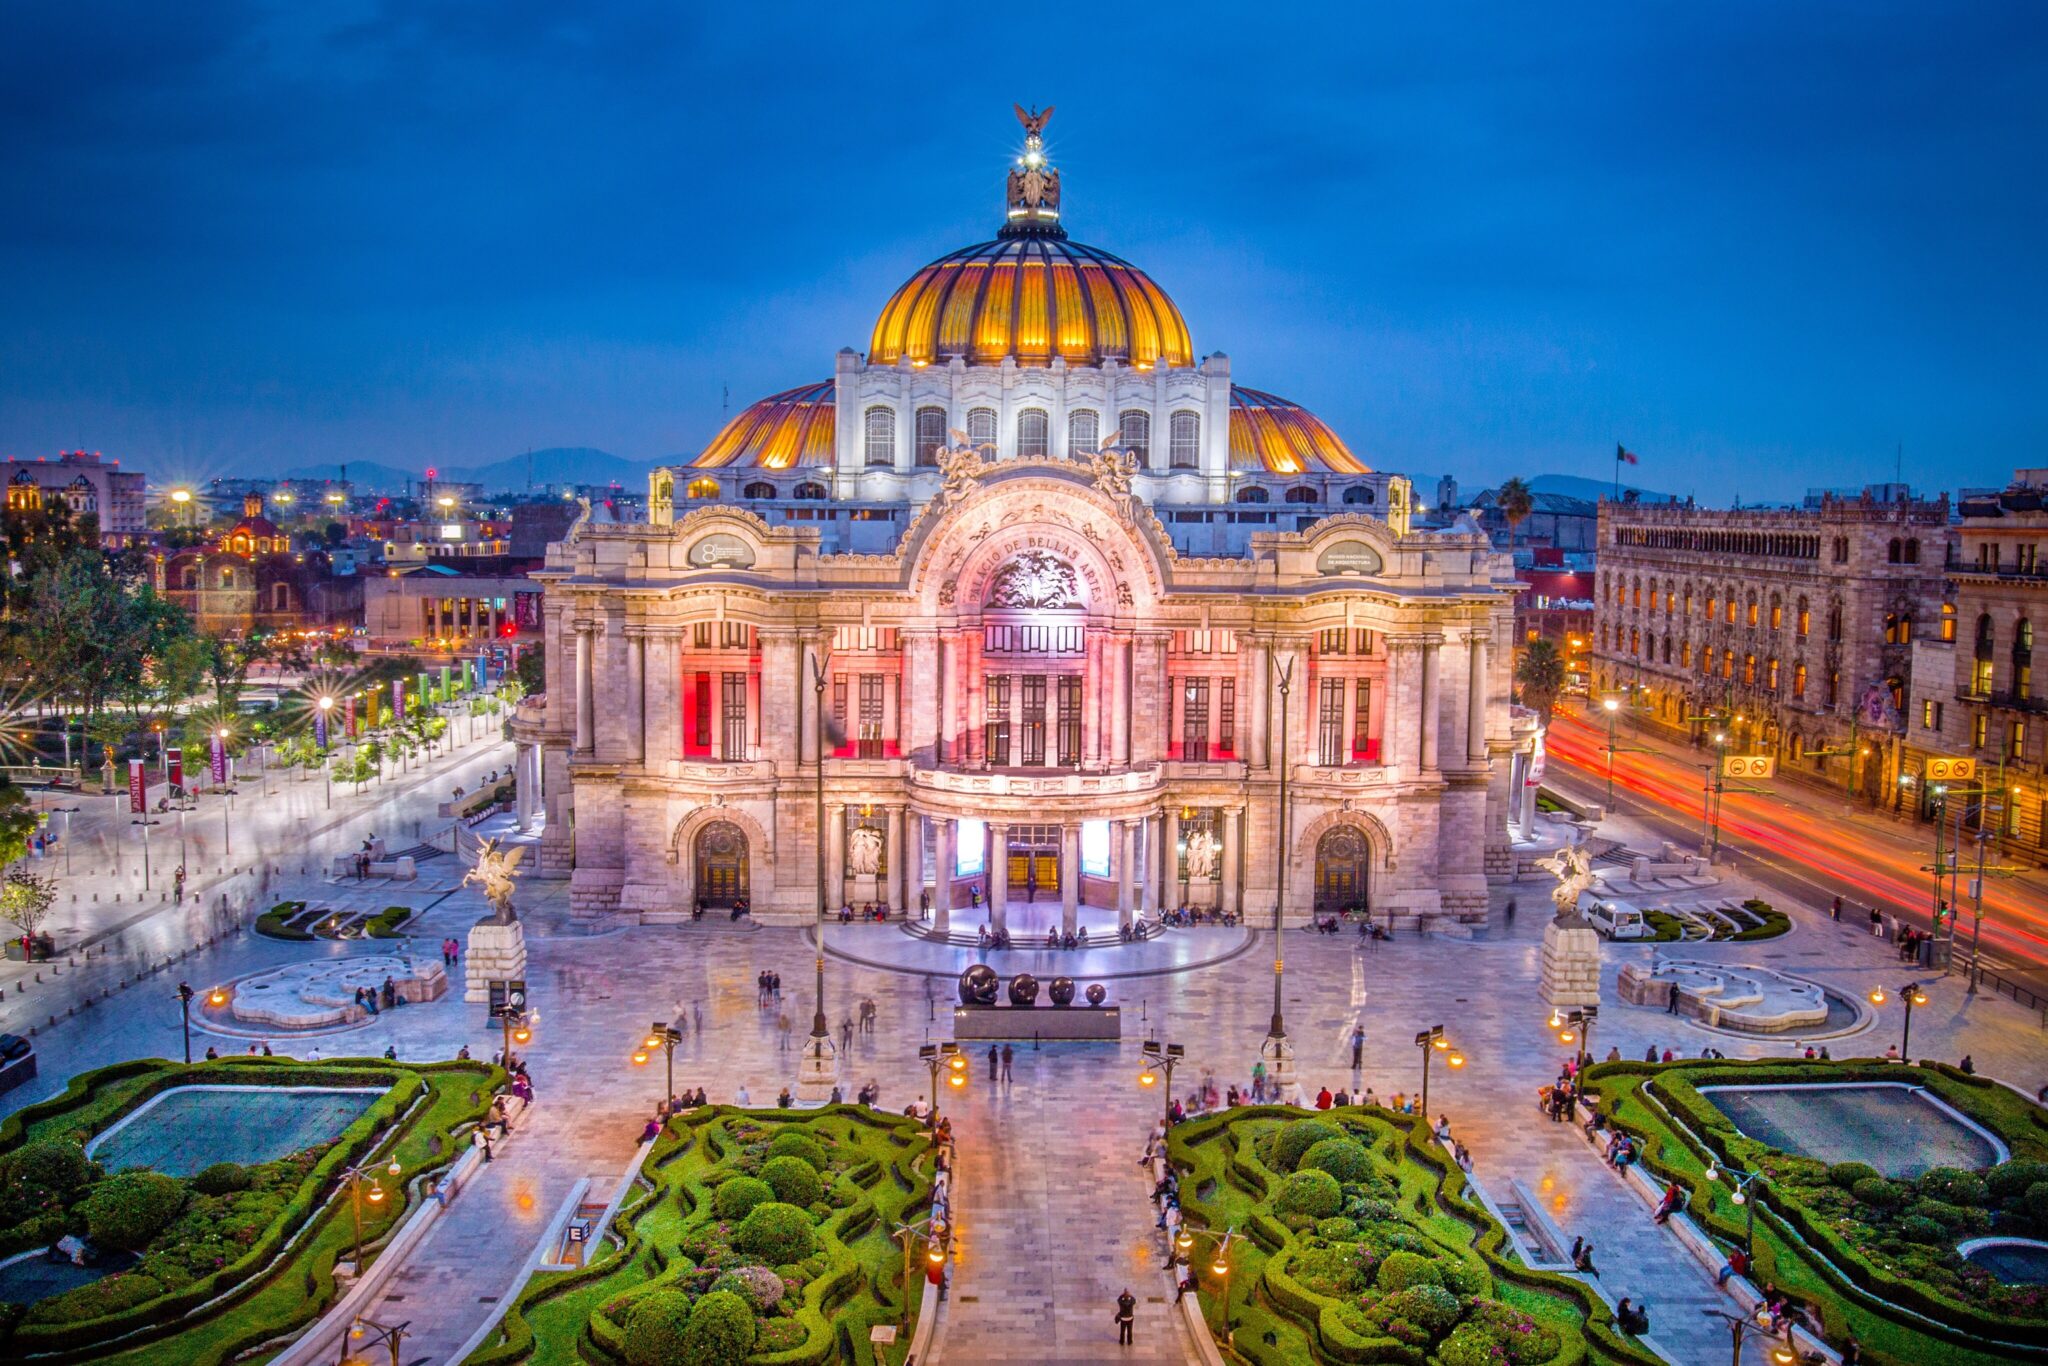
left=1582, top=896, right=1653, bottom=941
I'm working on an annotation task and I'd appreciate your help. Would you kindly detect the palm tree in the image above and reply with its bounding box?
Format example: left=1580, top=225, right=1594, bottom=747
left=1496, top=477, right=1535, bottom=553
left=1515, top=639, right=1568, bottom=727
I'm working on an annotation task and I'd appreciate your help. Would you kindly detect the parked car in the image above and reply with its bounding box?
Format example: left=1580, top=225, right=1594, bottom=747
left=1581, top=896, right=1653, bottom=940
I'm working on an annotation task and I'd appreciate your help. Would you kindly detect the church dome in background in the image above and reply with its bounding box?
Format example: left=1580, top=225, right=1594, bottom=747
left=691, top=380, right=836, bottom=470
left=1229, top=388, right=1369, bottom=475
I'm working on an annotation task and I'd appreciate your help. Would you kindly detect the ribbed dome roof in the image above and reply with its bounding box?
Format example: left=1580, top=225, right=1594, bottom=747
left=1229, top=387, right=1369, bottom=476
left=691, top=380, right=836, bottom=470
left=869, top=237, right=1192, bottom=370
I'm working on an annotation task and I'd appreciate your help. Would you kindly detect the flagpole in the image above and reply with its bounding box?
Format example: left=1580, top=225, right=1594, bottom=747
left=1614, top=443, right=1621, bottom=501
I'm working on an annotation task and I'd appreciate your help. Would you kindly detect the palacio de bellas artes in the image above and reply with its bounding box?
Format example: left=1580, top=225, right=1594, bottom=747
left=17, top=13, right=2048, bottom=1366
left=528, top=111, right=1530, bottom=935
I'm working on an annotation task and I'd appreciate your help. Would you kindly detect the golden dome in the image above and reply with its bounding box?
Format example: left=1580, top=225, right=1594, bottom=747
left=1230, top=387, right=1369, bottom=476
left=691, top=380, right=836, bottom=470
left=870, top=236, right=1193, bottom=370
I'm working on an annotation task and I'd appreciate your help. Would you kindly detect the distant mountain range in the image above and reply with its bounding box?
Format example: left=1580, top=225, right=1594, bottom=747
left=1526, top=473, right=1676, bottom=504
left=285, top=447, right=669, bottom=493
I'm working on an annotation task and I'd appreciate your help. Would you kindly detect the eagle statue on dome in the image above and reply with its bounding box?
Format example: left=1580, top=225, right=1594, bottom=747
left=1014, top=103, right=1055, bottom=138
left=1008, top=105, right=1061, bottom=215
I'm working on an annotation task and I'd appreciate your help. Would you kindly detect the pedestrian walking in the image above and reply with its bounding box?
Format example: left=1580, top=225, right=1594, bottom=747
left=1830, top=895, right=1842, bottom=921
left=1114, top=1288, right=1136, bottom=1345
left=1350, top=1025, right=1365, bottom=1070
left=840, top=1016, right=854, bottom=1052
left=1000, top=1043, right=1014, bottom=1082
left=777, top=1012, right=791, bottom=1051
left=1869, top=906, right=1883, bottom=938
left=1504, top=896, right=1517, bottom=925
left=988, top=1044, right=1000, bottom=1081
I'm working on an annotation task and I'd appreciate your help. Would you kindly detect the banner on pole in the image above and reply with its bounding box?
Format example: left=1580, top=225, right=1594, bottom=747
left=210, top=732, right=228, bottom=785
left=440, top=664, right=452, bottom=701
left=314, top=709, right=328, bottom=748
left=393, top=678, right=405, bottom=717
left=344, top=694, right=356, bottom=738
left=128, top=759, right=147, bottom=814
left=166, top=747, right=183, bottom=791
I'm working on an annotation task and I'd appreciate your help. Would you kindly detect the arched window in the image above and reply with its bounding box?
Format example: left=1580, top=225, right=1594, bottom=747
left=792, top=481, right=827, bottom=501
left=271, top=582, right=290, bottom=612
left=1118, top=409, right=1151, bottom=464
left=1236, top=485, right=1270, bottom=504
left=1284, top=486, right=1319, bottom=504
left=218, top=566, right=237, bottom=589
left=1705, top=592, right=1717, bottom=620
left=1016, top=408, right=1050, bottom=458
left=1632, top=578, right=1642, bottom=608
left=1941, top=602, right=1957, bottom=641
left=1725, top=593, right=1737, bottom=624
left=1793, top=662, right=1807, bottom=699
left=915, top=407, right=946, bottom=467
left=1826, top=605, right=1842, bottom=641
left=742, top=481, right=776, bottom=500
left=1661, top=636, right=1673, bottom=664
left=1745, top=593, right=1758, bottom=627
left=967, top=407, right=997, bottom=448
left=1888, top=537, right=1902, bottom=564
left=1769, top=595, right=1782, bottom=630
left=1826, top=670, right=1839, bottom=705
left=1068, top=409, right=1100, bottom=453
left=1680, top=640, right=1692, bottom=668
left=1905, top=537, right=1921, bottom=564
left=686, top=477, right=720, bottom=499
left=1722, top=652, right=1735, bottom=680
left=2015, top=620, right=2034, bottom=698
left=1766, top=657, right=1779, bottom=689
left=1790, top=733, right=1805, bottom=759
left=1744, top=653, right=1757, bottom=686
left=864, top=407, right=895, bottom=467
left=1168, top=411, right=1200, bottom=469
left=180, top=564, right=197, bottom=590
left=1343, top=485, right=1375, bottom=505
left=1629, top=627, right=1640, bottom=654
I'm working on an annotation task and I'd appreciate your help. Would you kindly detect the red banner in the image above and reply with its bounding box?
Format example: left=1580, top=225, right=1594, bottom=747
left=128, top=759, right=147, bottom=814
left=344, top=694, right=357, bottom=738
left=166, top=747, right=182, bottom=790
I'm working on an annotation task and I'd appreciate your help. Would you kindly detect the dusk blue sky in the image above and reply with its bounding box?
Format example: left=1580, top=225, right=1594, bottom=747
left=2, top=3, right=2043, bottom=503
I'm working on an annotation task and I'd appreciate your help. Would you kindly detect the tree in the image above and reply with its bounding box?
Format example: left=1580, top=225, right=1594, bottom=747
left=1515, top=639, right=1568, bottom=727
left=1495, top=477, right=1534, bottom=554
left=1, top=870, right=58, bottom=959
left=0, top=779, right=38, bottom=868
left=515, top=647, right=544, bottom=695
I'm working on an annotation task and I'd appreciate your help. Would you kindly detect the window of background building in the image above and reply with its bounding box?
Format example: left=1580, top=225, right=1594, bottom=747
left=1285, top=486, right=1319, bottom=504
left=1793, top=662, right=1807, bottom=699
left=1069, top=409, right=1099, bottom=453
left=1973, top=713, right=1989, bottom=748
left=1168, top=412, right=1200, bottom=468
left=858, top=674, right=884, bottom=759
left=1769, top=596, right=1783, bottom=630
left=1020, top=675, right=1047, bottom=765
left=967, top=407, right=997, bottom=449
left=1974, top=614, right=1996, bottom=695
left=1180, top=678, right=1210, bottom=760
left=2017, top=620, right=2035, bottom=697
left=916, top=407, right=946, bottom=467
left=1353, top=678, right=1372, bottom=758
left=1219, top=679, right=1236, bottom=754
left=1236, top=485, right=1269, bottom=503
left=1057, top=675, right=1082, bottom=765
left=1118, top=410, right=1151, bottom=464
left=1941, top=603, right=1957, bottom=641
left=721, top=672, right=748, bottom=760
left=864, top=407, right=895, bottom=467
left=984, top=674, right=1011, bottom=764
left=742, top=481, right=775, bottom=499
left=1316, top=678, right=1344, bottom=766
left=1017, top=408, right=1049, bottom=458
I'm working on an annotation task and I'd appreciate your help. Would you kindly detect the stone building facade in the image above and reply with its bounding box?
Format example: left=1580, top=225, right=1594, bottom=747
left=519, top=111, right=1527, bottom=929
left=1591, top=490, right=1950, bottom=797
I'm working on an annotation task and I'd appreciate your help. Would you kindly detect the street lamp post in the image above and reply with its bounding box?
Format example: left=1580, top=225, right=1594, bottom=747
left=1138, top=1040, right=1184, bottom=1123
left=1413, top=1025, right=1463, bottom=1123
left=802, top=646, right=838, bottom=1100
left=1701, top=1308, right=1806, bottom=1366
left=633, top=1022, right=683, bottom=1109
left=1172, top=1226, right=1238, bottom=1346
left=317, top=696, right=335, bottom=809
left=1703, top=1158, right=1766, bottom=1259
left=217, top=729, right=233, bottom=855
left=1262, top=651, right=1296, bottom=1100
left=340, top=1163, right=391, bottom=1274
left=1557, top=1005, right=1598, bottom=1074
left=345, top=1316, right=411, bottom=1366
left=918, top=1042, right=965, bottom=1127
left=175, top=981, right=195, bottom=1064
left=1602, top=695, right=1621, bottom=806
left=1867, top=981, right=1928, bottom=1061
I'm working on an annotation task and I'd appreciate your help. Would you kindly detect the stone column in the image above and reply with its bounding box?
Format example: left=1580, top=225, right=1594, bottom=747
left=626, top=633, right=646, bottom=764
left=514, top=744, right=537, bottom=830
left=1110, top=635, right=1132, bottom=766
left=888, top=804, right=907, bottom=912
left=1060, top=822, right=1080, bottom=934
left=937, top=635, right=957, bottom=765
left=1221, top=806, right=1242, bottom=918
left=904, top=811, right=924, bottom=919
left=903, top=632, right=938, bottom=762
left=1116, top=819, right=1135, bottom=928
left=1162, top=806, right=1182, bottom=909
left=1467, top=633, right=1489, bottom=763
left=933, top=817, right=954, bottom=933
left=574, top=624, right=595, bottom=755
left=1420, top=636, right=1442, bottom=771
left=1082, top=632, right=1104, bottom=767
left=987, top=821, right=1008, bottom=931
left=1247, top=637, right=1271, bottom=769
left=825, top=804, right=845, bottom=912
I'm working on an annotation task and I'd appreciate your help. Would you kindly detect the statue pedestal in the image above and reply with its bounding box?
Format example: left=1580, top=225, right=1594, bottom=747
left=465, top=920, right=528, bottom=1004
left=1540, top=918, right=1602, bottom=1011
left=794, top=1032, right=840, bottom=1104
left=1259, top=1033, right=1300, bottom=1105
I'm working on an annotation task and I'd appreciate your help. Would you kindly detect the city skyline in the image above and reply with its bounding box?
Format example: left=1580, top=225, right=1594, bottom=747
left=2, top=4, right=2043, bottom=502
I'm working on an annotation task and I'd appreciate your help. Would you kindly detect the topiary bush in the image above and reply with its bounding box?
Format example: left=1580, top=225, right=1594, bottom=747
left=1829, top=1160, right=1881, bottom=1189
left=1893, top=1214, right=1949, bottom=1245
left=1986, top=1159, right=2048, bottom=1201
left=1272, top=1118, right=1343, bottom=1173
left=1371, top=1283, right=1463, bottom=1336
left=7, top=1139, right=95, bottom=1195
left=708, top=1265, right=787, bottom=1312
left=733, top=1201, right=816, bottom=1265
left=191, top=1162, right=252, bottom=1196
left=621, top=1288, right=694, bottom=1366
left=1300, top=1137, right=1374, bottom=1184
left=711, top=1175, right=773, bottom=1221
left=1313, top=1216, right=1357, bottom=1241
left=81, top=1171, right=188, bottom=1251
left=763, top=1131, right=829, bottom=1171
left=680, top=1288, right=755, bottom=1366
left=1374, top=1248, right=1442, bottom=1292
left=1916, top=1166, right=1989, bottom=1207
left=1851, top=1174, right=1907, bottom=1209
left=2027, top=1182, right=2048, bottom=1223
left=759, top=1154, right=823, bottom=1209
left=1276, top=1168, right=1342, bottom=1219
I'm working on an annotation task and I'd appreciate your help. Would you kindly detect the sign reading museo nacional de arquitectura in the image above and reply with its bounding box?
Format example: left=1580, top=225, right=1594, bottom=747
left=517, top=110, right=1534, bottom=937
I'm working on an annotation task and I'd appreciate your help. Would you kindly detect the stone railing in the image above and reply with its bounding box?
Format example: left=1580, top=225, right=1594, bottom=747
left=909, top=763, right=1163, bottom=799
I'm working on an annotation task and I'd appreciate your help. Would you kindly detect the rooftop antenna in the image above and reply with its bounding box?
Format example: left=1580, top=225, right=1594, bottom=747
left=722, top=383, right=730, bottom=416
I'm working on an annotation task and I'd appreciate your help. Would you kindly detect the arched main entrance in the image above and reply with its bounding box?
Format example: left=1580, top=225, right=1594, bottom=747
left=1313, top=826, right=1372, bottom=916
left=694, top=821, right=750, bottom=907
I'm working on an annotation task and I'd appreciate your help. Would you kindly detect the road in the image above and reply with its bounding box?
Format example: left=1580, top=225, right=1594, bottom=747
left=1544, top=704, right=2048, bottom=999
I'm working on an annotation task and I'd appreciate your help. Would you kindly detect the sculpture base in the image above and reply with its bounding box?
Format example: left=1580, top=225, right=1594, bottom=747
left=793, top=1034, right=840, bottom=1103
left=1259, top=1033, right=1300, bottom=1105
left=1540, top=919, right=1602, bottom=1010
left=952, top=1005, right=1121, bottom=1041
left=465, top=921, right=528, bottom=1004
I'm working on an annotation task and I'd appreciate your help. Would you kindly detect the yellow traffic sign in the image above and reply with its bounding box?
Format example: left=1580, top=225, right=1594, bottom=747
left=1722, top=755, right=1776, bottom=779
left=1926, top=757, right=1977, bottom=783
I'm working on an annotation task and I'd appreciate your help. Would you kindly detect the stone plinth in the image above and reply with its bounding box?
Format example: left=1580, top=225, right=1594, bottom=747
left=465, top=920, right=528, bottom=1003
left=1539, top=917, right=1602, bottom=1010
left=1259, top=1032, right=1300, bottom=1104
left=794, top=1032, right=839, bottom=1103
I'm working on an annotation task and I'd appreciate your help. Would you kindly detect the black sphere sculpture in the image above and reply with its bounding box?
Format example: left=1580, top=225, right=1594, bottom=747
left=1048, top=976, right=1076, bottom=1007
left=1008, top=973, right=1040, bottom=1007
left=1085, top=983, right=1107, bottom=1006
left=959, top=964, right=999, bottom=1006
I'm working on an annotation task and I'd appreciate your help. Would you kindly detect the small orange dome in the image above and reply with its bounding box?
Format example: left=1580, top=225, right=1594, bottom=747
left=1230, top=387, right=1369, bottom=476
left=691, top=380, right=836, bottom=470
left=870, top=236, right=1192, bottom=371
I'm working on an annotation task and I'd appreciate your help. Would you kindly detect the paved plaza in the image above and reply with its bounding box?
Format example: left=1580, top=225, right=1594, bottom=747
left=6, top=775, right=2048, bottom=1366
